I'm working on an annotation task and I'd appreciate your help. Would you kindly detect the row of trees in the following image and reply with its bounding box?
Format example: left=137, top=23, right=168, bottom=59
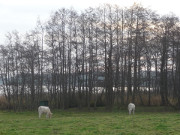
left=0, top=4, right=180, bottom=110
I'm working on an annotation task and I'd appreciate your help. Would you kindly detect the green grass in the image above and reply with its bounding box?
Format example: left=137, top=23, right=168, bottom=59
left=0, top=107, right=180, bottom=135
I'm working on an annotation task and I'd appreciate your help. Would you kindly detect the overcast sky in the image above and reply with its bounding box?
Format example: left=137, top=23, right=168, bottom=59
left=0, top=0, right=180, bottom=44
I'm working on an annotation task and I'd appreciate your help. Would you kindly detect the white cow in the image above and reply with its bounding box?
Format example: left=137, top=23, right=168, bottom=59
left=128, top=103, right=135, bottom=115
left=38, top=106, right=52, bottom=118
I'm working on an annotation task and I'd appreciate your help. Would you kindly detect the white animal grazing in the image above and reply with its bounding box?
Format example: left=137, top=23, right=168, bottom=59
left=38, top=106, right=52, bottom=118
left=128, top=103, right=135, bottom=115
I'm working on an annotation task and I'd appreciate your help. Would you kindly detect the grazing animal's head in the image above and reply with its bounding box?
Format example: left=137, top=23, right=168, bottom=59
left=49, top=112, right=53, bottom=118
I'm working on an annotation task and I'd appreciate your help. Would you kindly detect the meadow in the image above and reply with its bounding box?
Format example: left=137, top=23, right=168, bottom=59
left=0, top=106, right=180, bottom=135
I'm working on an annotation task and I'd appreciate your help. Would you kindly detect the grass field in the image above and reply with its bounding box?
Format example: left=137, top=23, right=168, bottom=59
left=0, top=106, right=180, bottom=135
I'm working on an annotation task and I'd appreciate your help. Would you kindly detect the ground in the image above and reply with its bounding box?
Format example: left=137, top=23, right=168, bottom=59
left=0, top=107, right=179, bottom=135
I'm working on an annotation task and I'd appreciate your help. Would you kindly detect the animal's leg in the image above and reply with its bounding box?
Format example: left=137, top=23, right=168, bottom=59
left=39, top=112, right=42, bottom=118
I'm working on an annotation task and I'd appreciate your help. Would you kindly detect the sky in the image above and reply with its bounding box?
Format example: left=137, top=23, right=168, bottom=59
left=0, top=0, right=180, bottom=44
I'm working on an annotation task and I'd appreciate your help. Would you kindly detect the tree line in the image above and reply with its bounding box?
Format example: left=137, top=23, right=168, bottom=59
left=0, top=4, right=180, bottom=110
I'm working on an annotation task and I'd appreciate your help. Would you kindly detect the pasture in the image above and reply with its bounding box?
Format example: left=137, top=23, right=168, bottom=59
left=0, top=107, right=180, bottom=135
